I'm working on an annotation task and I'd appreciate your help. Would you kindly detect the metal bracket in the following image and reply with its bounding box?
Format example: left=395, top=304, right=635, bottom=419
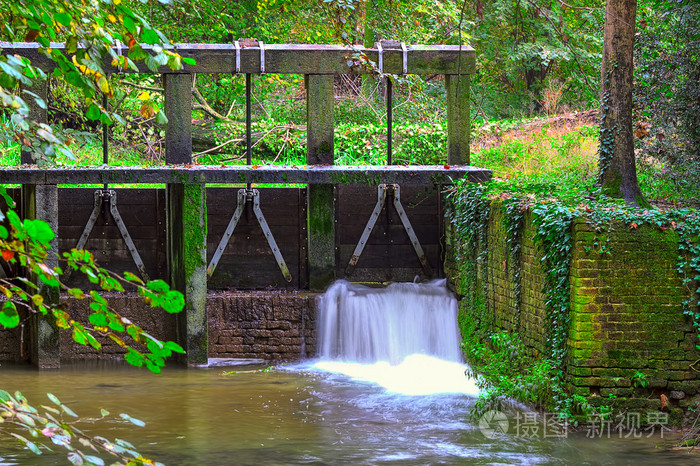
left=375, top=41, right=408, bottom=75
left=345, top=184, right=432, bottom=277
left=376, top=41, right=384, bottom=74
left=115, top=39, right=124, bottom=74
left=64, top=190, right=150, bottom=283
left=207, top=189, right=292, bottom=282
left=259, top=40, right=265, bottom=74
left=234, top=40, right=241, bottom=73
left=400, top=42, right=408, bottom=75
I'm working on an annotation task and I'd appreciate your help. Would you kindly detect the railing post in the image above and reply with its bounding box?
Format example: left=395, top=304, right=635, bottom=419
left=445, top=74, right=471, bottom=165
left=20, top=80, right=61, bottom=368
left=305, top=74, right=336, bottom=290
left=164, top=73, right=208, bottom=365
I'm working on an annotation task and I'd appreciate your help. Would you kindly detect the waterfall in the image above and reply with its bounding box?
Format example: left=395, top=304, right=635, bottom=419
left=313, top=280, right=476, bottom=396
left=317, top=280, right=462, bottom=363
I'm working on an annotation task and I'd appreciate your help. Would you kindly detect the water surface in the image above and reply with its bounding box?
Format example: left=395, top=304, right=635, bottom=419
left=0, top=362, right=695, bottom=465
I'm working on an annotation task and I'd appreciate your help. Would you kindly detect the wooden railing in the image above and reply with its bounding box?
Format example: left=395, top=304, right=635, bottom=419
left=1, top=41, right=488, bottom=367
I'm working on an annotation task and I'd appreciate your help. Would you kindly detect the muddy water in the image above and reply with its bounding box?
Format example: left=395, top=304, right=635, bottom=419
left=0, top=361, right=695, bottom=465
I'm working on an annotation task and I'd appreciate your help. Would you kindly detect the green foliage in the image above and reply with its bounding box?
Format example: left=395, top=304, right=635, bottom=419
left=631, top=371, right=649, bottom=389
left=0, top=389, right=159, bottom=465
left=0, top=0, right=187, bottom=162
left=466, top=0, right=603, bottom=118
left=635, top=0, right=700, bottom=169
left=0, top=186, right=185, bottom=373
left=465, top=330, right=556, bottom=420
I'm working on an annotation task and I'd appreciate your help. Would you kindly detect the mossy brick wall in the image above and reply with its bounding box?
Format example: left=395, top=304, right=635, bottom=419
left=208, top=292, right=317, bottom=361
left=568, top=220, right=699, bottom=410
left=446, top=201, right=699, bottom=413
left=1, top=292, right=317, bottom=363
left=59, top=293, right=179, bottom=361
left=445, top=202, right=548, bottom=357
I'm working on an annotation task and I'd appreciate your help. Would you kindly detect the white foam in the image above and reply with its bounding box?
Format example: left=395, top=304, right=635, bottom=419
left=313, top=354, right=479, bottom=396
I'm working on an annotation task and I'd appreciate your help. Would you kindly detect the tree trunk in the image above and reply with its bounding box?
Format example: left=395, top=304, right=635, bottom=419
left=597, top=0, right=646, bottom=206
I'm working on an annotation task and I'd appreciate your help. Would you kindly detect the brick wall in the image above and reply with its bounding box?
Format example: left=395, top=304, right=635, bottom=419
left=1, top=292, right=318, bottom=364
left=446, top=201, right=699, bottom=415
left=445, top=201, right=547, bottom=356
left=568, top=220, right=699, bottom=412
left=208, top=291, right=317, bottom=361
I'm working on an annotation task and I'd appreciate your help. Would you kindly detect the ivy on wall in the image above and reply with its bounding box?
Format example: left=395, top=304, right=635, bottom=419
left=446, top=179, right=700, bottom=419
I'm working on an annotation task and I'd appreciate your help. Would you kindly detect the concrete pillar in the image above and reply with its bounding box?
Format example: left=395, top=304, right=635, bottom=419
left=166, top=183, right=208, bottom=365
left=22, top=184, right=61, bottom=369
left=19, top=79, right=60, bottom=368
left=305, top=75, right=336, bottom=290
left=164, top=74, right=208, bottom=365
left=164, top=74, right=194, bottom=164
left=445, top=74, right=471, bottom=166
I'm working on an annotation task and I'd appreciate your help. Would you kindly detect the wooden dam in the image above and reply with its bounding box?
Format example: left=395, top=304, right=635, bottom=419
left=0, top=41, right=490, bottom=367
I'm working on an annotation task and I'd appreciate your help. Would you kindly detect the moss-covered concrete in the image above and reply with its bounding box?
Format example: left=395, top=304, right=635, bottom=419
left=167, top=183, right=208, bottom=365
left=307, top=184, right=336, bottom=290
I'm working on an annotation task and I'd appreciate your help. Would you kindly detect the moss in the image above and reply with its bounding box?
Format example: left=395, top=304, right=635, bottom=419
left=182, top=183, right=207, bottom=277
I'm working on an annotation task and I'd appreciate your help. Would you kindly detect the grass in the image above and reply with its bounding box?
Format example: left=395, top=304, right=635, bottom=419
left=3, top=109, right=698, bottom=207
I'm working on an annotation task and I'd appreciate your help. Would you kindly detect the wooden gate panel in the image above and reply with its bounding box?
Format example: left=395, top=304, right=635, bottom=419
left=57, top=188, right=167, bottom=291
left=336, top=184, right=443, bottom=282
left=206, top=187, right=306, bottom=290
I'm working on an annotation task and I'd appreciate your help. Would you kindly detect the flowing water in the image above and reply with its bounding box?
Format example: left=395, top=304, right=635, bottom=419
left=0, top=281, right=696, bottom=464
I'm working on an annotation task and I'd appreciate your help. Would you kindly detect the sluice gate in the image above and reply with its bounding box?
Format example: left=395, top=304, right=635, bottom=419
left=0, top=41, right=490, bottom=367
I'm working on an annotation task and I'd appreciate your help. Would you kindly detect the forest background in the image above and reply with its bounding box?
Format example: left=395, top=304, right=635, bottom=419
left=1, top=0, right=698, bottom=205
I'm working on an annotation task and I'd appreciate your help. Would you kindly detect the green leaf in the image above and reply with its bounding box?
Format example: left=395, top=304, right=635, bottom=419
left=47, top=392, right=61, bottom=405
left=124, top=349, right=144, bottom=367
left=0, top=301, right=19, bottom=328
left=83, top=456, right=104, bottom=466
left=119, top=413, right=146, bottom=427
left=54, top=12, right=72, bottom=27
left=86, top=104, right=100, bottom=121
left=164, top=341, right=185, bottom=354
left=123, top=16, right=136, bottom=35
left=88, top=313, right=108, bottom=327
left=141, top=28, right=159, bottom=45
left=10, top=434, right=42, bottom=455
left=155, top=110, right=168, bottom=126
left=182, top=57, right=196, bottom=66
left=64, top=71, right=84, bottom=88
left=67, top=288, right=86, bottom=299
left=123, top=271, right=144, bottom=285
left=61, top=404, right=78, bottom=417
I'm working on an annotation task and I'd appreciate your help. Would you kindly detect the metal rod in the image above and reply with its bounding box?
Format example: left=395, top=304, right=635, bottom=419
left=102, top=91, right=108, bottom=190
left=246, top=73, right=252, bottom=190
left=386, top=76, right=392, bottom=166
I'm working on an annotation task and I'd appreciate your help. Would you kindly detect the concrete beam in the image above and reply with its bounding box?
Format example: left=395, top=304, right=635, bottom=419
left=0, top=165, right=491, bottom=185
left=1, top=42, right=476, bottom=75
